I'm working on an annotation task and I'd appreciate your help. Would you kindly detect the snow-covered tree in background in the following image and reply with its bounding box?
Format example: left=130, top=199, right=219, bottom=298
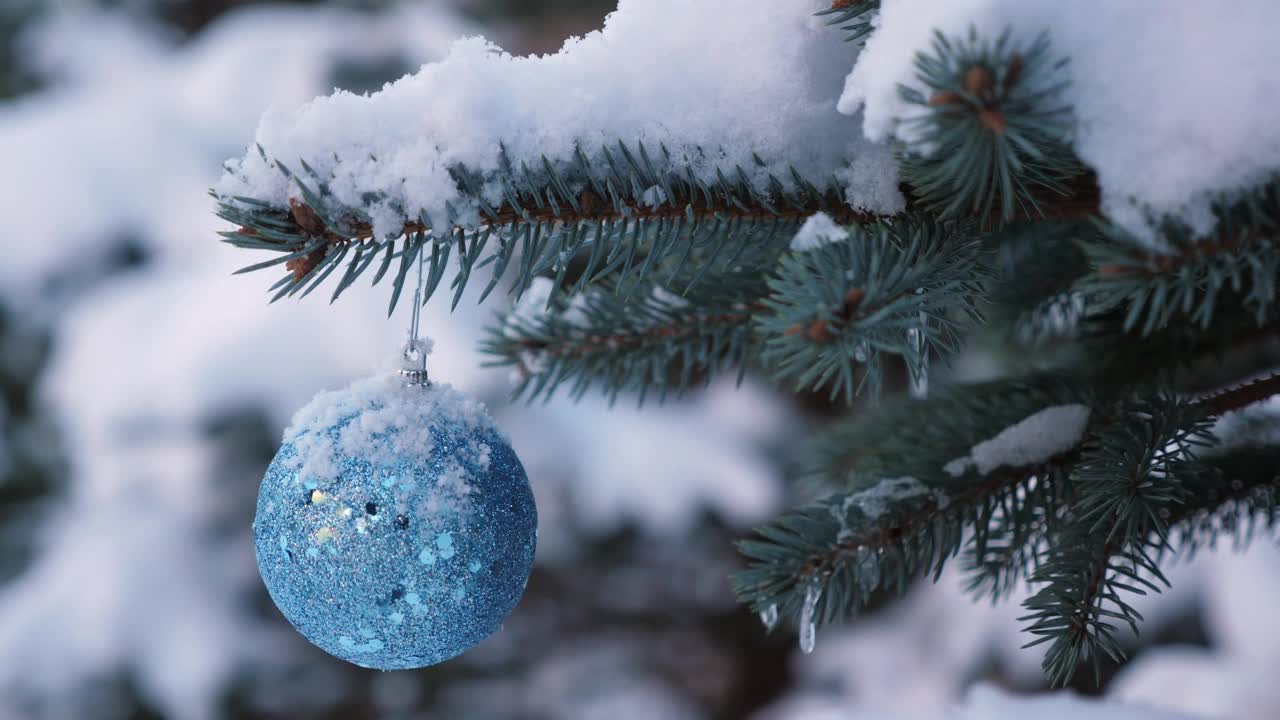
left=216, top=0, right=1280, bottom=689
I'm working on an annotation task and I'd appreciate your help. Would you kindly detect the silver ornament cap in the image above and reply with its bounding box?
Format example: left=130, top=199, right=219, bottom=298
left=399, top=337, right=432, bottom=387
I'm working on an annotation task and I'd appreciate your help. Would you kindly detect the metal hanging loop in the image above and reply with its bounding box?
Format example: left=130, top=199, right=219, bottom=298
left=400, top=244, right=431, bottom=387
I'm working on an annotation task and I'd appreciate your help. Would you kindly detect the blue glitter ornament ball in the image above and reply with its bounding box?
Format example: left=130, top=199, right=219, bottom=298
left=253, top=372, right=536, bottom=670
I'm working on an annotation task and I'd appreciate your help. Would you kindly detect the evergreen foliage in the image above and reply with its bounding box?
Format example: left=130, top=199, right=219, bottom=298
left=216, top=141, right=866, bottom=313
left=896, top=28, right=1083, bottom=224
left=213, top=3, right=1280, bottom=687
left=757, top=217, right=985, bottom=402
left=816, top=0, right=879, bottom=44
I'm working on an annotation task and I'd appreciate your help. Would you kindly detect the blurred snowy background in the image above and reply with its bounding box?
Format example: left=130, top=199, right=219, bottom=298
left=0, top=1, right=1276, bottom=718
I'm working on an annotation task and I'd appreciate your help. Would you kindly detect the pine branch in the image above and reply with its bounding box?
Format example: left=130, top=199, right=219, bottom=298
left=1070, top=305, right=1280, bottom=402
left=217, top=120, right=1103, bottom=319
left=735, top=369, right=1280, bottom=674
left=484, top=216, right=989, bottom=404
left=1020, top=441, right=1280, bottom=688
left=483, top=272, right=766, bottom=403
left=1022, top=380, right=1280, bottom=687
left=737, top=455, right=1076, bottom=624
left=756, top=216, right=986, bottom=402
left=1021, top=395, right=1212, bottom=687
left=205, top=16, right=1280, bottom=690
left=216, top=141, right=872, bottom=314
left=1076, top=176, right=1280, bottom=335
left=1169, top=445, right=1280, bottom=555
left=962, top=491, right=1060, bottom=601
left=733, top=375, right=1092, bottom=623
left=897, top=28, right=1089, bottom=224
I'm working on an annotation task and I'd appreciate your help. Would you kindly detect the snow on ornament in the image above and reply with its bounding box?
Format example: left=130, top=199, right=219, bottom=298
left=253, top=339, right=536, bottom=669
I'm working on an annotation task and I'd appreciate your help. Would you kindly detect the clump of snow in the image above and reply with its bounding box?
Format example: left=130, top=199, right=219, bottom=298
left=833, top=477, right=949, bottom=543
left=856, top=477, right=920, bottom=517
left=215, top=0, right=904, bottom=239
left=501, top=277, right=555, bottom=383
left=502, top=276, right=611, bottom=338
left=503, top=276, right=555, bottom=339
left=1109, top=647, right=1266, bottom=720
left=414, top=462, right=477, bottom=520
left=759, top=603, right=779, bottom=632
left=838, top=0, right=1280, bottom=244
left=943, top=404, right=1090, bottom=477
left=404, top=335, right=434, bottom=360
left=791, top=212, right=850, bottom=251
left=283, top=371, right=496, bottom=485
left=561, top=289, right=598, bottom=329
left=641, top=185, right=669, bottom=208
left=648, top=286, right=690, bottom=312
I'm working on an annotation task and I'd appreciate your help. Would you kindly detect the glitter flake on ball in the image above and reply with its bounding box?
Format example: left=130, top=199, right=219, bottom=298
left=253, top=373, right=537, bottom=670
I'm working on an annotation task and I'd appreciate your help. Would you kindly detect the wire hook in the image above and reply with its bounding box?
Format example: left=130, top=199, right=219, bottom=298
left=400, top=243, right=431, bottom=385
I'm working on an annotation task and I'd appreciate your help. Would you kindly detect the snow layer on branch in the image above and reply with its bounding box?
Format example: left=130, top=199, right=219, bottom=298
left=833, top=476, right=950, bottom=544
left=943, top=404, right=1089, bottom=477
left=215, top=0, right=904, bottom=239
left=839, top=0, right=1280, bottom=244
left=791, top=212, right=850, bottom=251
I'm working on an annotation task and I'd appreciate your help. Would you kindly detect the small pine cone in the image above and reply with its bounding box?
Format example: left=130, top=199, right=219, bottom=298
left=964, top=64, right=995, bottom=99
left=286, top=245, right=326, bottom=282
left=842, top=287, right=866, bottom=316
left=578, top=189, right=604, bottom=216
left=289, top=198, right=327, bottom=236
left=830, top=0, right=862, bottom=9
left=979, top=108, right=1008, bottom=134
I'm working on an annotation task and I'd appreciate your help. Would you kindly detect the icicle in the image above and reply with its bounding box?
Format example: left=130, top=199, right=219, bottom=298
left=907, top=311, right=929, bottom=398
left=855, top=546, right=881, bottom=595
left=854, top=341, right=869, bottom=363
left=759, top=603, right=779, bottom=632
left=911, top=361, right=929, bottom=398
left=798, top=584, right=821, bottom=654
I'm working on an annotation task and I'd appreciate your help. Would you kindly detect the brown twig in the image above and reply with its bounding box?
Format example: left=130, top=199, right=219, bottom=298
left=1196, top=373, right=1280, bottom=416
left=237, top=170, right=1103, bottom=255
left=1099, top=228, right=1267, bottom=278
left=344, top=191, right=883, bottom=242
left=515, top=303, right=767, bottom=360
